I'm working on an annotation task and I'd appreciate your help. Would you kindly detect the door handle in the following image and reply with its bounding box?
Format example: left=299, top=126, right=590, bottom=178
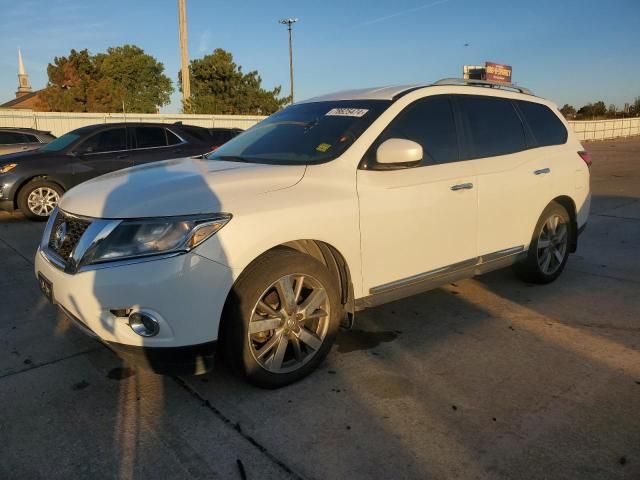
left=450, top=182, right=474, bottom=191
left=534, top=168, right=551, bottom=175
left=117, top=154, right=128, bottom=159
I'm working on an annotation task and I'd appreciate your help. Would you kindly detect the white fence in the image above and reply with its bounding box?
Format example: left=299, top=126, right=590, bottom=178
left=1, top=108, right=638, bottom=142
left=0, top=109, right=266, bottom=137
left=568, top=117, right=640, bottom=141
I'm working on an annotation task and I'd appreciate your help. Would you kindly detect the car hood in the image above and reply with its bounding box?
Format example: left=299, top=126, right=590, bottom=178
left=0, top=148, right=58, bottom=162
left=59, top=157, right=306, bottom=218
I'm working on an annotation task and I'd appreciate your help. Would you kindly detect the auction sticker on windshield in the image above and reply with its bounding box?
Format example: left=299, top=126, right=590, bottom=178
left=325, top=108, right=369, bottom=117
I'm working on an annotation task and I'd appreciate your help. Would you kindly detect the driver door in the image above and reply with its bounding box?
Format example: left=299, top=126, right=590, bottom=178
left=71, top=127, right=132, bottom=185
left=357, top=95, right=478, bottom=296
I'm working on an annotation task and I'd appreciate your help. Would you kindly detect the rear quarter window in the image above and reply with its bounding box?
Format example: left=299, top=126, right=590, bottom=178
left=516, top=101, right=568, bottom=147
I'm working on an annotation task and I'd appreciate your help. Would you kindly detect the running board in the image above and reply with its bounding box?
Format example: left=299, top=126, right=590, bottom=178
left=355, top=246, right=525, bottom=310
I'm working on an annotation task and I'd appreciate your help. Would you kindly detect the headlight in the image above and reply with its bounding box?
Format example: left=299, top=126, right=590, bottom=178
left=82, top=214, right=231, bottom=265
left=0, top=163, right=17, bottom=174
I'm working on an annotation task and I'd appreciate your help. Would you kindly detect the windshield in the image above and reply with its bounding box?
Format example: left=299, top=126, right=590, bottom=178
left=207, top=100, right=391, bottom=165
left=40, top=133, right=81, bottom=152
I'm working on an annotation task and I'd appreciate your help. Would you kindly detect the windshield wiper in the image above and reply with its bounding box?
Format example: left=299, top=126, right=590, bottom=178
left=213, top=155, right=251, bottom=163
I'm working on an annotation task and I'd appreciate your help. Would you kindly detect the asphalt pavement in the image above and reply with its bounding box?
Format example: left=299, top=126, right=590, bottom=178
left=1, top=138, right=639, bottom=479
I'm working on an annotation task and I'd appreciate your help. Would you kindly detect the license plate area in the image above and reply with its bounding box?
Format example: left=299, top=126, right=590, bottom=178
left=37, top=272, right=53, bottom=303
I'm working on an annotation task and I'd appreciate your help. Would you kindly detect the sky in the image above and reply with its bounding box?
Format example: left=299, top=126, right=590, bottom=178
left=1, top=0, right=639, bottom=113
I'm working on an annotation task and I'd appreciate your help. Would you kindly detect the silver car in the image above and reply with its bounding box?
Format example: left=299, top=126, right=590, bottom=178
left=0, top=128, right=55, bottom=155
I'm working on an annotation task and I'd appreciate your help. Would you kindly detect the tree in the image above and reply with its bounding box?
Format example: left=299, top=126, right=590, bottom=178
left=180, top=48, right=289, bottom=115
left=631, top=97, right=640, bottom=117
left=576, top=101, right=607, bottom=120
left=95, top=45, right=173, bottom=113
left=36, top=49, right=102, bottom=112
left=36, top=45, right=173, bottom=113
left=560, top=104, right=576, bottom=119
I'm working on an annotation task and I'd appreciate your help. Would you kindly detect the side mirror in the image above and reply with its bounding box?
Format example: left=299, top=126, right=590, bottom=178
left=376, top=138, right=423, bottom=165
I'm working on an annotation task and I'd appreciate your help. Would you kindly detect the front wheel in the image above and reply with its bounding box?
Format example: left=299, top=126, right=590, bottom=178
left=514, top=201, right=571, bottom=284
left=17, top=179, right=63, bottom=220
left=222, top=248, right=341, bottom=388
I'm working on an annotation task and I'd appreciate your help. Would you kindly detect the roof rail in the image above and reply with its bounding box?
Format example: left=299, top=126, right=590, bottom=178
left=431, top=78, right=534, bottom=95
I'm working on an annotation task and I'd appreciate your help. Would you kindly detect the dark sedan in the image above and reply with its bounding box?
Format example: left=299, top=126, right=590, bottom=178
left=0, top=122, right=215, bottom=220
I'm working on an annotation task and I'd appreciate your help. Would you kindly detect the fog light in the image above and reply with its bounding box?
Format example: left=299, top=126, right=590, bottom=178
left=128, top=311, right=160, bottom=337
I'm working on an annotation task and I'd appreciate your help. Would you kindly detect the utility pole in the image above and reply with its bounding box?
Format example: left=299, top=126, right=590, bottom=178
left=178, top=0, right=191, bottom=102
left=279, top=18, right=298, bottom=104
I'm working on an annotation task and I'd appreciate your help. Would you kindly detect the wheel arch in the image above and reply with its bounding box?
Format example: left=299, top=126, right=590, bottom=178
left=219, top=239, right=355, bottom=341
left=550, top=195, right=578, bottom=252
left=14, top=175, right=67, bottom=209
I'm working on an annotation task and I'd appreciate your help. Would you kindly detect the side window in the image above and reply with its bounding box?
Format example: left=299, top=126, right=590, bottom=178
left=516, top=101, right=568, bottom=147
left=371, top=96, right=458, bottom=165
left=0, top=132, right=26, bottom=144
left=80, top=128, right=127, bottom=153
left=457, top=96, right=526, bottom=158
left=134, top=127, right=167, bottom=149
left=166, top=130, right=182, bottom=145
left=23, top=134, right=39, bottom=143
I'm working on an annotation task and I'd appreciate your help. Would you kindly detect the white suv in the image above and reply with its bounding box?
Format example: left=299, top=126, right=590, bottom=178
left=35, top=79, right=591, bottom=388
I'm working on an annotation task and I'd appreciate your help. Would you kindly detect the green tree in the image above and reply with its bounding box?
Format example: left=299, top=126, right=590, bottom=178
left=576, top=101, right=607, bottom=120
left=95, top=45, right=173, bottom=113
left=180, top=48, right=289, bottom=115
left=631, top=97, right=640, bottom=117
left=560, top=104, right=576, bottom=119
left=37, top=45, right=173, bottom=113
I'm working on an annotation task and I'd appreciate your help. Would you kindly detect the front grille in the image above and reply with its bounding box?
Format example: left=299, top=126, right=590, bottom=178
left=48, top=210, right=91, bottom=261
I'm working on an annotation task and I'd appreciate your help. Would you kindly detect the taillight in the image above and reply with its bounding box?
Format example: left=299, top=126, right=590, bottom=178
left=578, top=150, right=592, bottom=168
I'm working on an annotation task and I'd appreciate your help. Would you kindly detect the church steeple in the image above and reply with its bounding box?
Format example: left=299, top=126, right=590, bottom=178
left=16, top=49, right=32, bottom=98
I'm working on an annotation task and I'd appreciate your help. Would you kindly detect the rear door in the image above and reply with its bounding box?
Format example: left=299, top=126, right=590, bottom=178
left=455, top=95, right=551, bottom=258
left=129, top=126, right=186, bottom=165
left=71, top=127, right=132, bottom=184
left=357, top=95, right=478, bottom=294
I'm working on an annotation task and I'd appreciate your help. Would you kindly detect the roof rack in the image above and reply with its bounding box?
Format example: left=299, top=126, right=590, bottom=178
left=431, top=78, right=533, bottom=96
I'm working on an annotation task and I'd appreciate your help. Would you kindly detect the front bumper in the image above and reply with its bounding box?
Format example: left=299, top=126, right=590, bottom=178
left=56, top=305, right=217, bottom=375
left=35, top=247, right=236, bottom=350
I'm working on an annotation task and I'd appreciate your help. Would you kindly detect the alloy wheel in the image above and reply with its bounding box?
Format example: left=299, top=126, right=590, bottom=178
left=536, top=214, right=568, bottom=275
left=27, top=187, right=59, bottom=217
left=248, top=273, right=330, bottom=374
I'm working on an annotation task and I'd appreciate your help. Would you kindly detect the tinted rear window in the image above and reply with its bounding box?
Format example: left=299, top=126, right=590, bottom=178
left=457, top=96, right=526, bottom=158
left=135, top=127, right=167, bottom=148
left=517, top=101, right=567, bottom=147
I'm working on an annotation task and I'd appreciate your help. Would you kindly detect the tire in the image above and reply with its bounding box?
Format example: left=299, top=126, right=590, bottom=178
left=514, top=201, right=571, bottom=284
left=222, top=247, right=341, bottom=388
left=17, top=179, right=63, bottom=221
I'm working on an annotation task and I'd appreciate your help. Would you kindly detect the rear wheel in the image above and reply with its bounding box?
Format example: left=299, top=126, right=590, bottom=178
left=17, top=179, right=63, bottom=220
left=222, top=248, right=340, bottom=388
left=514, top=202, right=571, bottom=284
